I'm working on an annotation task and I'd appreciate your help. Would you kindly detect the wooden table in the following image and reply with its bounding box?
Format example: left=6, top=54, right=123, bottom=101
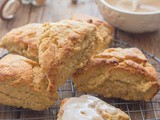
left=0, top=0, right=160, bottom=120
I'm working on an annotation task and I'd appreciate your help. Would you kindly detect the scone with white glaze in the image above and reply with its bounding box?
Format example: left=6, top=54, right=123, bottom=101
left=58, top=95, right=130, bottom=120
left=73, top=48, right=159, bottom=101
left=0, top=54, right=58, bottom=110
left=0, top=23, right=42, bottom=61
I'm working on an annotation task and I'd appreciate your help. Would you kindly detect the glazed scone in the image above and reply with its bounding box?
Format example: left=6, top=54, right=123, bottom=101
left=37, top=20, right=103, bottom=92
left=70, top=13, right=114, bottom=49
left=73, top=48, right=159, bottom=101
left=0, top=23, right=42, bottom=61
left=58, top=95, right=130, bottom=120
left=0, top=54, right=58, bottom=110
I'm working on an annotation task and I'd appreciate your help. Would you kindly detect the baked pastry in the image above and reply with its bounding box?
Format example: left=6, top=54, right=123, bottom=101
left=57, top=95, right=130, bottom=120
left=0, top=23, right=42, bottom=61
left=0, top=54, right=58, bottom=110
left=73, top=48, right=159, bottom=101
left=0, top=14, right=114, bottom=62
left=37, top=20, right=104, bottom=91
left=0, top=20, right=106, bottom=110
left=0, top=19, right=105, bottom=91
left=70, top=13, right=114, bottom=49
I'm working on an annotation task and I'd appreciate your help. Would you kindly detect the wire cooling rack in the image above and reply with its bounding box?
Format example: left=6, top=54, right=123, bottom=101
left=0, top=39, right=160, bottom=120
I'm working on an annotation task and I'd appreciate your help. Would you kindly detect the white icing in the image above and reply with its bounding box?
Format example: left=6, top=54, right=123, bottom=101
left=60, top=95, right=118, bottom=120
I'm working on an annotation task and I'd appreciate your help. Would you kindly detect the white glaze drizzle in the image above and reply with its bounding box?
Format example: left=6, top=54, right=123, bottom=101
left=60, top=95, right=118, bottom=120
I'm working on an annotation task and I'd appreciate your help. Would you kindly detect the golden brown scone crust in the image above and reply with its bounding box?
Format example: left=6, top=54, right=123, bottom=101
left=37, top=20, right=103, bottom=92
left=0, top=20, right=106, bottom=110
left=73, top=48, right=159, bottom=101
left=58, top=95, right=130, bottom=120
left=0, top=23, right=42, bottom=61
left=70, top=13, right=114, bottom=49
left=0, top=54, right=58, bottom=110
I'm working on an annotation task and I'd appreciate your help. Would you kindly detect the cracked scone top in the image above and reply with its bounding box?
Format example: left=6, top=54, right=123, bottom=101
left=73, top=48, right=159, bottom=101
left=37, top=20, right=104, bottom=92
left=0, top=23, right=42, bottom=61
left=0, top=19, right=108, bottom=92
left=57, top=95, right=130, bottom=120
left=0, top=19, right=106, bottom=110
left=71, top=13, right=114, bottom=49
left=0, top=54, right=58, bottom=110
left=0, top=15, right=113, bottom=62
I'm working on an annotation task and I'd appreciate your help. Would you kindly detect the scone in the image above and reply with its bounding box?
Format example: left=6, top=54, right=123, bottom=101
left=0, top=20, right=106, bottom=110
left=0, top=14, right=114, bottom=62
left=37, top=20, right=104, bottom=92
left=0, top=54, right=58, bottom=110
left=73, top=48, right=159, bottom=101
left=0, top=23, right=42, bottom=61
left=70, top=13, right=114, bottom=49
left=58, top=95, right=130, bottom=120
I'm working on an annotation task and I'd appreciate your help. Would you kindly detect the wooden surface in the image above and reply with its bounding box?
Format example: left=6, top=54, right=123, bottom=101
left=0, top=0, right=160, bottom=58
left=0, top=0, right=160, bottom=120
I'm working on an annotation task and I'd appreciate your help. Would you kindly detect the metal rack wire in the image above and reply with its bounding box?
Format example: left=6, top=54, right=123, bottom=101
left=0, top=39, right=160, bottom=120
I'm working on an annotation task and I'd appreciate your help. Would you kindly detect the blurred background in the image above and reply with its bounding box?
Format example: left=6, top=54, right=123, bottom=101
left=0, top=0, right=102, bottom=36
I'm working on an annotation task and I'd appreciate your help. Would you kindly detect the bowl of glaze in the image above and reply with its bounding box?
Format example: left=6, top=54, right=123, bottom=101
left=95, top=0, right=160, bottom=33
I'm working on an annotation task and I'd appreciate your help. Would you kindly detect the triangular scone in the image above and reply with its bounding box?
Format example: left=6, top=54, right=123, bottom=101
left=0, top=23, right=42, bottom=61
left=0, top=20, right=107, bottom=110
left=58, top=95, right=131, bottom=120
left=37, top=20, right=104, bottom=92
left=70, top=13, right=114, bottom=49
left=0, top=54, right=58, bottom=110
left=73, top=48, right=159, bottom=101
left=0, top=14, right=114, bottom=62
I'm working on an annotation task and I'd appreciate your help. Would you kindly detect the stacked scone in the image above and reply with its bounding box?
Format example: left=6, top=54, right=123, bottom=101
left=0, top=14, right=159, bottom=120
left=0, top=15, right=113, bottom=110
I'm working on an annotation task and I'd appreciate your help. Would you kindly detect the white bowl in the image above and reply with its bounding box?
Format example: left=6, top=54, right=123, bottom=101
left=95, top=0, right=160, bottom=33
